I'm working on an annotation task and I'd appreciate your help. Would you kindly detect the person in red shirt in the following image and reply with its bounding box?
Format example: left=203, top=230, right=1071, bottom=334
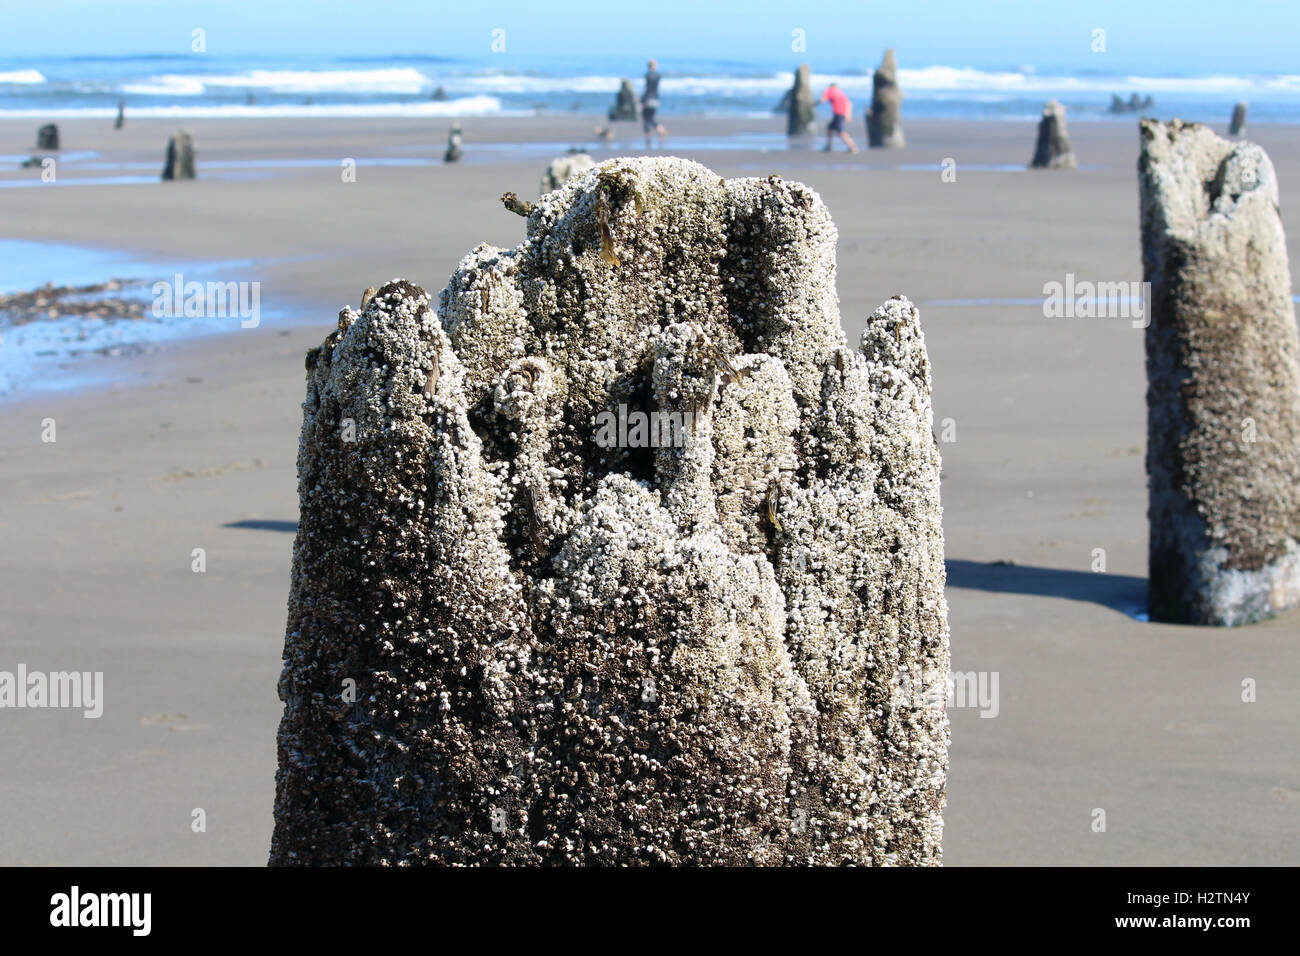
left=820, top=82, right=859, bottom=153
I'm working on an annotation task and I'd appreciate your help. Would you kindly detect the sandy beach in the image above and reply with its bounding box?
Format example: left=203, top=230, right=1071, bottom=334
left=1, top=113, right=1298, bottom=865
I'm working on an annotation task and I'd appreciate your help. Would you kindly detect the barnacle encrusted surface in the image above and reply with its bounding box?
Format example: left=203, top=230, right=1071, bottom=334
left=1139, top=120, right=1300, bottom=626
left=271, top=157, right=949, bottom=865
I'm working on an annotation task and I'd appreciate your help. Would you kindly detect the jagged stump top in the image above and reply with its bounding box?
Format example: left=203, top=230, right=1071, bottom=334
left=273, top=156, right=949, bottom=865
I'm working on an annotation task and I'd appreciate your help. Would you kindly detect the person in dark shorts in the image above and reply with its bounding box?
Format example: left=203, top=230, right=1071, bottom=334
left=642, top=59, right=666, bottom=148
left=820, top=81, right=859, bottom=153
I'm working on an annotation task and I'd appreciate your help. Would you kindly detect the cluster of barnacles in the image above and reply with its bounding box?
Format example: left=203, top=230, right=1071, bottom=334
left=304, top=291, right=368, bottom=377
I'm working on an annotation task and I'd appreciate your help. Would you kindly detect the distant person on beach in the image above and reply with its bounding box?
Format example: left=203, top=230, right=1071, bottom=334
left=820, top=82, right=859, bottom=153
left=642, top=59, right=666, bottom=148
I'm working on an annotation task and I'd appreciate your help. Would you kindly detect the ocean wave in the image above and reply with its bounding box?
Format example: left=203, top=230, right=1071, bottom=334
left=452, top=73, right=628, bottom=94
left=0, top=69, right=46, bottom=85
left=450, top=68, right=1300, bottom=98
left=121, top=75, right=208, bottom=96
left=123, top=67, right=433, bottom=97
left=20, top=61, right=1300, bottom=100
left=894, top=67, right=1300, bottom=95
left=11, top=61, right=1300, bottom=112
left=0, top=95, right=514, bottom=119
left=453, top=72, right=807, bottom=96
left=204, top=67, right=431, bottom=93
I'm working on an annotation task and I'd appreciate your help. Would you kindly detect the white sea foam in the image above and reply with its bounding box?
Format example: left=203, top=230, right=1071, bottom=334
left=0, top=69, right=46, bottom=84
left=121, top=75, right=208, bottom=96
left=452, top=73, right=628, bottom=93
left=123, top=67, right=433, bottom=96
left=14, top=62, right=1300, bottom=100
left=203, top=67, right=431, bottom=93
left=0, top=95, right=513, bottom=119
left=16, top=63, right=1300, bottom=102
left=9, top=62, right=1300, bottom=122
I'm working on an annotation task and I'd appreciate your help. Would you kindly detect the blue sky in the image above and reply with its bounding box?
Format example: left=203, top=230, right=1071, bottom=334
left=4, top=0, right=1298, bottom=74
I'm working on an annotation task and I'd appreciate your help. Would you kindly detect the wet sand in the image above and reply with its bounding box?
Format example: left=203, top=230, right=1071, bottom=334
left=1, top=114, right=1298, bottom=864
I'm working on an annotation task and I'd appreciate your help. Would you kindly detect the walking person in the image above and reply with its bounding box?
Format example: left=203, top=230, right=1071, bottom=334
left=820, top=81, right=859, bottom=153
left=642, top=59, right=666, bottom=148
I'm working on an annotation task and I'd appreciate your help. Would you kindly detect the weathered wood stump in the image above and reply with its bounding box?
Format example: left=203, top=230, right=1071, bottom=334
left=1139, top=119, right=1300, bottom=626
left=865, top=50, right=905, bottom=148
left=444, top=121, right=463, bottom=163
left=161, top=131, right=195, bottom=180
left=271, top=157, right=951, bottom=865
left=780, top=64, right=816, bottom=138
left=608, top=79, right=640, bottom=122
left=1028, top=100, right=1076, bottom=169
left=1229, top=102, right=1248, bottom=137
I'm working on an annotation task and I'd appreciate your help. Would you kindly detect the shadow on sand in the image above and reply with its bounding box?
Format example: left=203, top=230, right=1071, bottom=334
left=224, top=519, right=298, bottom=533
left=213, top=531, right=1147, bottom=615
left=945, top=558, right=1147, bottom=617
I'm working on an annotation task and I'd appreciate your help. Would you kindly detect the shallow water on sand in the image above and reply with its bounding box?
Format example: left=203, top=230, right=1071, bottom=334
left=0, top=241, right=290, bottom=399
left=0, top=240, right=146, bottom=294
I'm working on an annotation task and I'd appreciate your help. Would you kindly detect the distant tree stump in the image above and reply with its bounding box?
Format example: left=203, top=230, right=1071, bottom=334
left=865, top=50, right=905, bottom=148
left=608, top=79, right=640, bottom=122
left=444, top=121, right=463, bottom=163
left=161, top=131, right=196, bottom=180
left=1028, top=100, right=1076, bottom=169
left=1229, top=102, right=1248, bottom=137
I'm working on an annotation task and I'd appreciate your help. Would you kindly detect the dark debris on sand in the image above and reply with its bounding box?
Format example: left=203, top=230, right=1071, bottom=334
left=0, top=279, right=147, bottom=326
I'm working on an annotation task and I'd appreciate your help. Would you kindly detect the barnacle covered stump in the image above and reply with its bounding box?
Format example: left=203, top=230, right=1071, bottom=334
left=1139, top=120, right=1300, bottom=625
left=271, top=157, right=950, bottom=865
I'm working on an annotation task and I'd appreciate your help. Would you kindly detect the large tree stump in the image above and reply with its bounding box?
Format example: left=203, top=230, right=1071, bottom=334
left=271, top=157, right=950, bottom=865
left=36, top=124, right=59, bottom=151
left=1139, top=119, right=1300, bottom=626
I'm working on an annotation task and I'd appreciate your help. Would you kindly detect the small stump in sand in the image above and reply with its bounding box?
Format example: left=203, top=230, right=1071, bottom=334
left=444, top=121, right=463, bottom=163
left=37, top=124, right=59, bottom=151
left=1028, top=100, right=1076, bottom=169
left=161, top=131, right=196, bottom=180
left=865, top=50, right=905, bottom=148
left=1229, top=102, right=1248, bottom=137
left=1139, top=118, right=1300, bottom=625
left=271, top=157, right=950, bottom=865
left=608, top=79, right=640, bottom=122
